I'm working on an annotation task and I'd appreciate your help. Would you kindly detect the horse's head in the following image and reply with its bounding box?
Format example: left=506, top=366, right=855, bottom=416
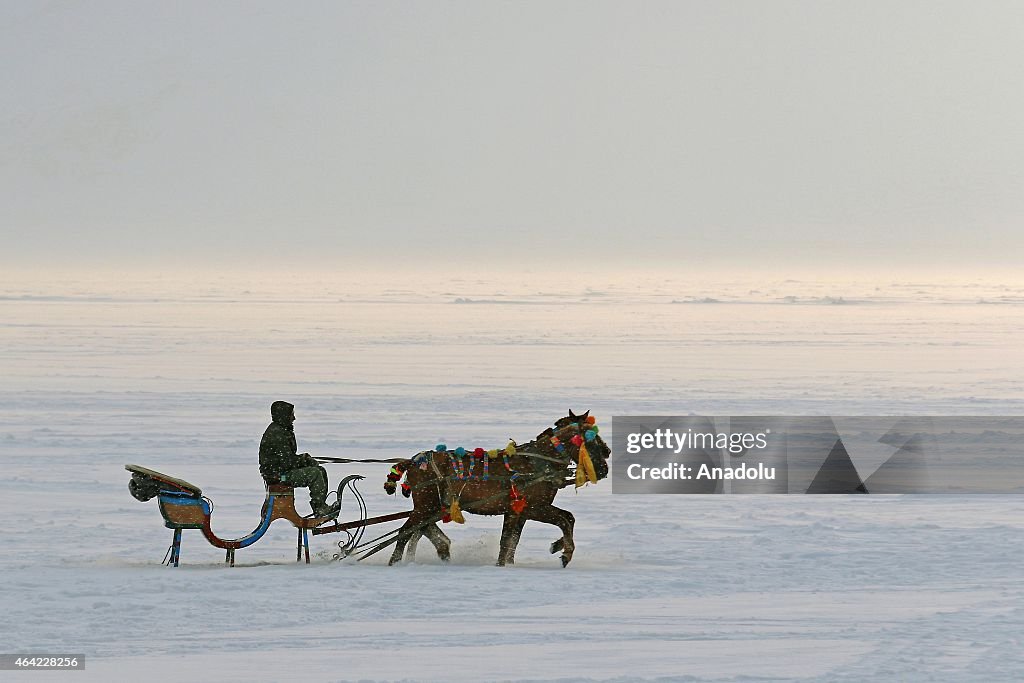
left=546, top=409, right=611, bottom=481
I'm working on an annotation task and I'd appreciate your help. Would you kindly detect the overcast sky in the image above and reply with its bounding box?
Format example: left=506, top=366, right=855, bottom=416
left=2, top=1, right=1022, bottom=271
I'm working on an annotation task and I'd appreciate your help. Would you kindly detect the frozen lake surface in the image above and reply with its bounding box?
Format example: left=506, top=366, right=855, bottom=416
left=1, top=270, right=1022, bottom=682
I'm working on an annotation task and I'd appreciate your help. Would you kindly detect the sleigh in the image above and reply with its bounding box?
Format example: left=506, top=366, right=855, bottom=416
left=125, top=464, right=410, bottom=566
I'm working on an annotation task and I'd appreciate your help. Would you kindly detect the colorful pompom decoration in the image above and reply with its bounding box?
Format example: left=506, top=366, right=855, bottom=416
left=585, top=429, right=597, bottom=442
left=384, top=462, right=408, bottom=494
left=502, top=442, right=517, bottom=474
left=570, top=434, right=584, bottom=447
left=421, top=438, right=526, bottom=484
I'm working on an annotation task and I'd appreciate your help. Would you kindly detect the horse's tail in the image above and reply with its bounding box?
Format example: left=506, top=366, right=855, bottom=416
left=384, top=460, right=411, bottom=497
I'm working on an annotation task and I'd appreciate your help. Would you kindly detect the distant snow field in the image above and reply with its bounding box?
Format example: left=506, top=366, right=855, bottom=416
left=1, top=272, right=1022, bottom=682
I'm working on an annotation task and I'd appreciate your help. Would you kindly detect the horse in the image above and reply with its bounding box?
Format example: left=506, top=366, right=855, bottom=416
left=382, top=410, right=611, bottom=567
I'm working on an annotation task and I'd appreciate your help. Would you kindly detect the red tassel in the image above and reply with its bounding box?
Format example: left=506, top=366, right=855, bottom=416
left=510, top=483, right=527, bottom=514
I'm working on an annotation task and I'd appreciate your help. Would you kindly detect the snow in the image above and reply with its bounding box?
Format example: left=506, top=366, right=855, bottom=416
left=1, top=271, right=1023, bottom=682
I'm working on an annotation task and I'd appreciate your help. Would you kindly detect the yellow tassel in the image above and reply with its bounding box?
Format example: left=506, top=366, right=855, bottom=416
left=575, top=442, right=598, bottom=488
left=449, top=499, right=466, bottom=524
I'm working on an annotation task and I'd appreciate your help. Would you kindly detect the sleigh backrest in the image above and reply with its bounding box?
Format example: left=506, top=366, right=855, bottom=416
left=126, top=464, right=210, bottom=529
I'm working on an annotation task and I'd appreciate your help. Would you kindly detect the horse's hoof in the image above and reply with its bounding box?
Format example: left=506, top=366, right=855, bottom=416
left=550, top=539, right=564, bottom=554
left=560, top=555, right=570, bottom=568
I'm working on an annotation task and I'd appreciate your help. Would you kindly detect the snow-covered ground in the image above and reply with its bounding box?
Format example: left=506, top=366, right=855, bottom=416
left=1, top=271, right=1022, bottom=682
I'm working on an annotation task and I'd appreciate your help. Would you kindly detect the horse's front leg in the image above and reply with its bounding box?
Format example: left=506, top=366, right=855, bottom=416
left=525, top=504, right=575, bottom=567
left=497, top=514, right=526, bottom=566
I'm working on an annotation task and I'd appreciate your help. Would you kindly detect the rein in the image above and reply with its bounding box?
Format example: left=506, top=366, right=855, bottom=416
left=515, top=450, right=572, bottom=466
left=413, top=442, right=573, bottom=488
left=314, top=453, right=569, bottom=466
left=315, top=456, right=410, bottom=464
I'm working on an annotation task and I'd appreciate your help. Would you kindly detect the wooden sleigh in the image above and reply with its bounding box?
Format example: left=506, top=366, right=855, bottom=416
left=125, top=464, right=408, bottom=566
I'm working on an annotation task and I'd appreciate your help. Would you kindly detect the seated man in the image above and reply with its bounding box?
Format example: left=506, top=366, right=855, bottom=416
left=259, top=401, right=336, bottom=517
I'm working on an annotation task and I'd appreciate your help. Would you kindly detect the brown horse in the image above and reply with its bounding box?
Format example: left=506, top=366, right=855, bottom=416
left=383, top=410, right=611, bottom=567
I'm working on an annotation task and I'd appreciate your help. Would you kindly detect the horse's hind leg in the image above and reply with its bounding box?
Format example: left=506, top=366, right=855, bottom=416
left=388, top=524, right=411, bottom=565
left=497, top=514, right=527, bottom=566
left=421, top=523, right=451, bottom=562
left=405, top=529, right=422, bottom=562
left=526, top=504, right=575, bottom=567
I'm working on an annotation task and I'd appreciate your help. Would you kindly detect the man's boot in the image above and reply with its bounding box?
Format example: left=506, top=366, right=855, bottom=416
left=312, top=499, right=339, bottom=518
